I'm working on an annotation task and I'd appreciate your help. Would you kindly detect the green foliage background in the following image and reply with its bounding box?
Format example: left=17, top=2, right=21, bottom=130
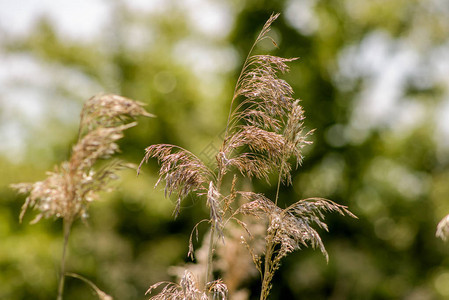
left=1, top=0, right=449, bottom=299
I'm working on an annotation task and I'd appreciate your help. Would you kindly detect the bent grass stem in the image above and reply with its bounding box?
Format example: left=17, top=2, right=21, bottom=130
left=57, top=219, right=72, bottom=300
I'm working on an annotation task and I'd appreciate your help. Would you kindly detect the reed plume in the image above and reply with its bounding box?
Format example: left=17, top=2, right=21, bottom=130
left=11, top=93, right=151, bottom=300
left=139, top=13, right=355, bottom=299
left=145, top=270, right=227, bottom=300
left=237, top=194, right=355, bottom=299
left=138, top=144, right=214, bottom=217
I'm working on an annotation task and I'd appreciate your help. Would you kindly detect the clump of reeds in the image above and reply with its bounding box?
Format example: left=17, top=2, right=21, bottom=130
left=11, top=94, right=152, bottom=300
left=139, top=13, right=356, bottom=300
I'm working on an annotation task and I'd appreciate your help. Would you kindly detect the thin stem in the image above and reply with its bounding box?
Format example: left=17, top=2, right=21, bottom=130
left=222, top=13, right=279, bottom=147
left=205, top=224, right=216, bottom=284
left=274, top=151, right=287, bottom=206
left=263, top=149, right=286, bottom=299
left=205, top=169, right=224, bottom=285
left=274, top=170, right=282, bottom=206
left=260, top=243, right=273, bottom=300
left=57, top=219, right=72, bottom=300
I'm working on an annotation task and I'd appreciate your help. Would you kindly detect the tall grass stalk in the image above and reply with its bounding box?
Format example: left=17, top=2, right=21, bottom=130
left=57, top=219, right=72, bottom=300
left=12, top=94, right=152, bottom=299
left=139, top=13, right=356, bottom=299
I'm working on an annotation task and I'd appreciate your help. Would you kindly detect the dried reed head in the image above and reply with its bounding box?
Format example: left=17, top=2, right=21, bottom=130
left=219, top=13, right=312, bottom=183
left=207, top=279, right=228, bottom=300
left=238, top=194, right=355, bottom=262
left=79, top=94, right=154, bottom=135
left=238, top=194, right=356, bottom=298
left=234, top=55, right=297, bottom=122
left=274, top=198, right=356, bottom=262
left=146, top=270, right=227, bottom=300
left=11, top=94, right=151, bottom=223
left=138, top=144, right=213, bottom=217
left=281, top=100, right=314, bottom=183
left=225, top=126, right=285, bottom=180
